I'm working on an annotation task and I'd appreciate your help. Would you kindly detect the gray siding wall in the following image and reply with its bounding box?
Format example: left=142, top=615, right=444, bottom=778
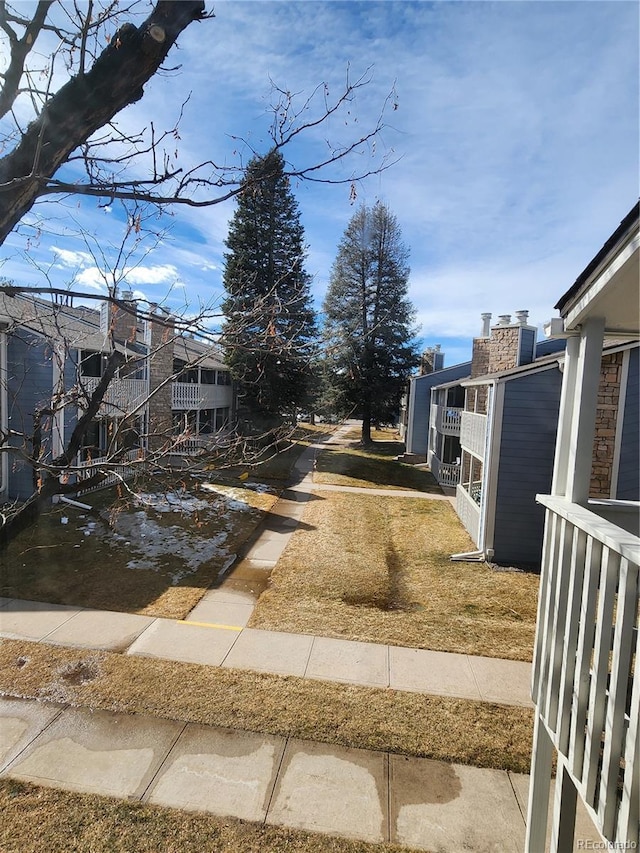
left=6, top=331, right=54, bottom=500
left=492, top=367, right=562, bottom=567
left=406, top=362, right=471, bottom=456
left=617, top=345, right=639, bottom=500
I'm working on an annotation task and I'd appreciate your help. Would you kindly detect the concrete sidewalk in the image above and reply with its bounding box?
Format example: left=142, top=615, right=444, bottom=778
left=0, top=595, right=533, bottom=707
left=0, top=696, right=602, bottom=851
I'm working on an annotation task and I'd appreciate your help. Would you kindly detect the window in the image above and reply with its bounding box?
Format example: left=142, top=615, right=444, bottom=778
left=216, top=370, right=231, bottom=386
left=173, top=410, right=197, bottom=435
left=200, top=369, right=215, bottom=385
left=215, top=407, right=230, bottom=430
left=199, top=409, right=214, bottom=434
left=80, top=350, right=104, bottom=378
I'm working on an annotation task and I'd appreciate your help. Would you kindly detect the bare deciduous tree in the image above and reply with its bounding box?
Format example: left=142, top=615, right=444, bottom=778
left=0, top=1, right=397, bottom=245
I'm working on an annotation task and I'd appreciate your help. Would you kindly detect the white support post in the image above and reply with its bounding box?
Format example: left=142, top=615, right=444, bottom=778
left=565, top=317, right=605, bottom=504
left=551, top=335, right=580, bottom=497
left=525, top=715, right=554, bottom=853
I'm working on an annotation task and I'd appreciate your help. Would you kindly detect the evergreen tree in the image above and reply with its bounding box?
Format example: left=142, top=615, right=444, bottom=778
left=222, top=150, right=317, bottom=427
left=323, top=202, right=420, bottom=444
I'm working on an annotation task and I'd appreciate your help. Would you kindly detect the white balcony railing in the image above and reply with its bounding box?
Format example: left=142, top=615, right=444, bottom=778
left=82, top=377, right=149, bottom=416
left=455, top=483, right=481, bottom=544
left=532, top=495, right=639, bottom=846
left=75, top=448, right=144, bottom=494
left=169, top=432, right=231, bottom=456
left=430, top=455, right=461, bottom=487
left=431, top=403, right=462, bottom=435
left=460, top=411, right=487, bottom=458
left=171, top=382, right=232, bottom=410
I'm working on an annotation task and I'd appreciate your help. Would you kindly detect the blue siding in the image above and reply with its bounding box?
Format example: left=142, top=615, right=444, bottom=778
left=492, top=367, right=563, bottom=567
left=518, top=327, right=536, bottom=365
left=6, top=331, right=54, bottom=500
left=405, top=362, right=471, bottom=456
left=534, top=338, right=567, bottom=358
left=617, top=345, right=639, bottom=500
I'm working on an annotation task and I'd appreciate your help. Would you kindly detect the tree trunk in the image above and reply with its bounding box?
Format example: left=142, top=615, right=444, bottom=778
left=0, top=0, right=205, bottom=245
left=361, top=401, right=372, bottom=445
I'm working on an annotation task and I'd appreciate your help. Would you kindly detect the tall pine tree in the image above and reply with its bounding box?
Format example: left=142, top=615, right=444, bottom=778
left=323, top=202, right=420, bottom=444
left=222, top=150, right=317, bottom=428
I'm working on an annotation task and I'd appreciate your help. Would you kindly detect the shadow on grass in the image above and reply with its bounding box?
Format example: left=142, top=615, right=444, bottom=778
left=314, top=448, right=441, bottom=493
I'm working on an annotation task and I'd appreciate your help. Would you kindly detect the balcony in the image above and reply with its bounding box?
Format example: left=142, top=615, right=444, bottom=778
left=430, top=454, right=461, bottom=487
left=431, top=403, right=462, bottom=436
left=460, top=410, right=487, bottom=458
left=455, top=483, right=481, bottom=544
left=532, top=495, right=639, bottom=844
left=75, top=448, right=144, bottom=494
left=82, top=377, right=149, bottom=416
left=172, top=382, right=233, bottom=410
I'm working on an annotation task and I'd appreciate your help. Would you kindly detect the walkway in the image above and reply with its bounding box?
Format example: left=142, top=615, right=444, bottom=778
left=0, top=423, right=602, bottom=851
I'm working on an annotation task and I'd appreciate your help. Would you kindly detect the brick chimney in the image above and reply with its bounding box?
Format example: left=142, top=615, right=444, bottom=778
left=147, top=310, right=175, bottom=451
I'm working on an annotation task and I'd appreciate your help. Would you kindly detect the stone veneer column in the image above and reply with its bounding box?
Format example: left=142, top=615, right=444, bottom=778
left=589, top=350, right=623, bottom=498
left=148, top=314, right=175, bottom=452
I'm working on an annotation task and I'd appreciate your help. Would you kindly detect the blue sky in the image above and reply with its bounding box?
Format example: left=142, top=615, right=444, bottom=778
left=1, top=0, right=638, bottom=367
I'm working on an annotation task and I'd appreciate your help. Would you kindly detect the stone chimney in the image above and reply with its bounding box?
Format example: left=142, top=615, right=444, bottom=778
left=103, top=291, right=138, bottom=345
left=470, top=310, right=537, bottom=378
left=147, top=310, right=175, bottom=451
left=419, top=344, right=444, bottom=375
left=470, top=313, right=492, bottom=379
left=487, top=310, right=536, bottom=374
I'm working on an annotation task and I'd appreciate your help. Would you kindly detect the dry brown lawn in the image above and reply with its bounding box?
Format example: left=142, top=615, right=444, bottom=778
left=0, top=779, right=415, bottom=853
left=314, top=446, right=440, bottom=492
left=250, top=492, right=539, bottom=661
left=0, top=639, right=534, bottom=773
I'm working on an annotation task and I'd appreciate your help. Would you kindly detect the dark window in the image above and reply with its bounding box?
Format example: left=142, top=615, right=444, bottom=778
left=216, top=370, right=231, bottom=386
left=80, top=350, right=103, bottom=378
left=200, top=369, right=215, bottom=385
left=215, top=407, right=230, bottom=430
left=199, top=409, right=214, bottom=434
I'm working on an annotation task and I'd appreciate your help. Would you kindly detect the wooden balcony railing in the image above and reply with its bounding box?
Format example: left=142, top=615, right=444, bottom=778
left=75, top=448, right=144, bottom=494
left=532, top=495, right=639, bottom=845
left=82, top=377, right=149, bottom=415
left=431, top=404, right=463, bottom=435
left=460, top=411, right=487, bottom=458
left=171, top=382, right=232, bottom=410
left=455, top=483, right=481, bottom=544
left=430, top=455, right=461, bottom=487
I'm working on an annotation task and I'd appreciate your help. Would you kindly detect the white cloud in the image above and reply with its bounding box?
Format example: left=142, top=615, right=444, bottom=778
left=121, top=264, right=179, bottom=286
left=75, top=268, right=108, bottom=291
left=52, top=246, right=94, bottom=268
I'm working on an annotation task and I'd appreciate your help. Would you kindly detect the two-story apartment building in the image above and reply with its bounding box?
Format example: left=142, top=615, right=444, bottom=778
left=0, top=291, right=234, bottom=502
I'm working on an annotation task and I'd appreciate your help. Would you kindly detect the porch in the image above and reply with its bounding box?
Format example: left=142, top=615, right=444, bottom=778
left=530, top=494, right=639, bottom=846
